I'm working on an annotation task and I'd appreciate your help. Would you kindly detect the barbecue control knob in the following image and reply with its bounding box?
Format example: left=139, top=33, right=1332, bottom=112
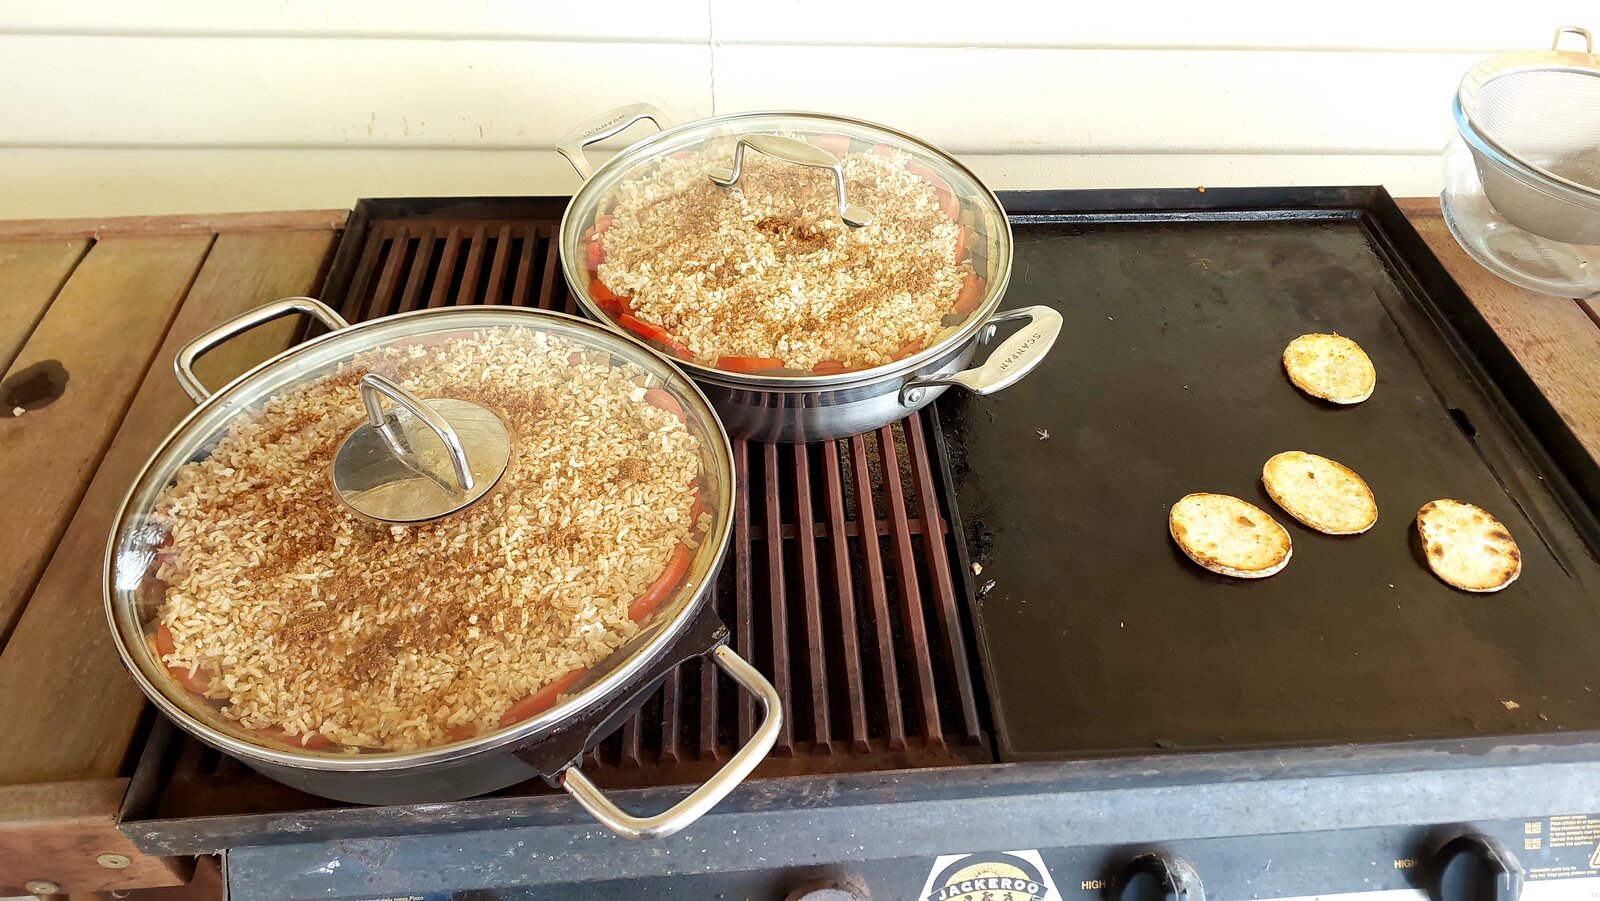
left=1430, top=834, right=1523, bottom=901
left=786, top=874, right=869, bottom=901
left=1110, top=853, right=1205, bottom=901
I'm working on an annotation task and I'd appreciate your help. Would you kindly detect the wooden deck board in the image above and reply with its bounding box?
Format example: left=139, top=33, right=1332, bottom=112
left=0, top=209, right=348, bottom=241
left=0, top=229, right=335, bottom=790
left=1405, top=209, right=1600, bottom=463
left=0, top=239, right=89, bottom=373
left=0, top=234, right=213, bottom=647
left=0, top=779, right=190, bottom=896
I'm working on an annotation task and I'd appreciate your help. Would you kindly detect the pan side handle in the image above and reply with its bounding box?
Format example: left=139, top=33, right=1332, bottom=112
left=560, top=644, right=780, bottom=840
left=173, top=297, right=349, bottom=403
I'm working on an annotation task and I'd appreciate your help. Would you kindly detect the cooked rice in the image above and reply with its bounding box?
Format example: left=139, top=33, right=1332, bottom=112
left=150, top=326, right=703, bottom=752
left=596, top=145, right=974, bottom=370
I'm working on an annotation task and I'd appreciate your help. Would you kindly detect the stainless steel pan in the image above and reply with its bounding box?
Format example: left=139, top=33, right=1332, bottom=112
left=556, top=104, right=1061, bottom=443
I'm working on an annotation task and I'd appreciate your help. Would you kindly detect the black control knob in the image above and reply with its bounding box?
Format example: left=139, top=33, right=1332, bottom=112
left=786, top=874, right=869, bottom=901
left=1111, top=853, right=1204, bottom=901
left=1431, top=834, right=1523, bottom=901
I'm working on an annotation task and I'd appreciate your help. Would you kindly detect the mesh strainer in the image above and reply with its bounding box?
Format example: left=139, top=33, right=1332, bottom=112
left=1454, top=26, right=1600, bottom=244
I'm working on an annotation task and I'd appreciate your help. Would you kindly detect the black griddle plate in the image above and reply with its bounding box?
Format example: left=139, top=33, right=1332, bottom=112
left=938, top=187, right=1600, bottom=760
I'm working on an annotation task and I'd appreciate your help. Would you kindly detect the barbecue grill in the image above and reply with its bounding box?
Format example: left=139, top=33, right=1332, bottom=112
left=117, top=189, right=1600, bottom=901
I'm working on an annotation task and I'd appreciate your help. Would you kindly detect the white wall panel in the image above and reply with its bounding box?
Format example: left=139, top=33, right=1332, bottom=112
left=1, top=3, right=1578, bottom=217
left=707, top=1, right=1591, bottom=51
left=0, top=36, right=711, bottom=148
left=0, top=148, right=1440, bottom=220
left=712, top=45, right=1473, bottom=154
left=8, top=0, right=1588, bottom=51
left=1, top=0, right=711, bottom=41
left=0, top=37, right=1472, bottom=154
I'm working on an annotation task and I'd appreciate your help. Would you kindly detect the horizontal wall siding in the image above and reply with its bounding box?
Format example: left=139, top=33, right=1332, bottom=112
left=0, top=148, right=1444, bottom=219
left=0, top=38, right=1473, bottom=154
left=713, top=46, right=1478, bottom=155
left=0, top=0, right=710, bottom=40
left=710, top=1, right=1595, bottom=51
left=0, top=3, right=1590, bottom=218
left=0, top=37, right=713, bottom=148
left=4, top=0, right=1590, bottom=49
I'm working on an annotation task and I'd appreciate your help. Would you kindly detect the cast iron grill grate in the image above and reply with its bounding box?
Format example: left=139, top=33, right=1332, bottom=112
left=134, top=199, right=989, bottom=820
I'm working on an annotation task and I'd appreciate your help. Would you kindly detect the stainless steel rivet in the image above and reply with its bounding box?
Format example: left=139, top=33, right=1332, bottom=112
left=24, top=880, right=62, bottom=895
left=97, top=853, right=132, bottom=869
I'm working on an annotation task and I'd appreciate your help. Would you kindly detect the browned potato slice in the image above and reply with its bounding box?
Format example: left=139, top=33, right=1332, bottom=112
left=1262, top=451, right=1378, bottom=535
left=1170, top=493, right=1292, bottom=579
left=1416, top=499, right=1522, bottom=593
left=1283, top=333, right=1376, bottom=404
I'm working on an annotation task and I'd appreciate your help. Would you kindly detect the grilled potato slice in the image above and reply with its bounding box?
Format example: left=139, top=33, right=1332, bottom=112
left=1283, top=333, right=1376, bottom=404
left=1416, top=499, right=1522, bottom=593
left=1170, top=493, right=1292, bottom=579
left=1262, top=451, right=1378, bottom=535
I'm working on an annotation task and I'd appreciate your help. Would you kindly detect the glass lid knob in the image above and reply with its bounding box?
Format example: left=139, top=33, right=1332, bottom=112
left=332, top=373, right=510, bottom=523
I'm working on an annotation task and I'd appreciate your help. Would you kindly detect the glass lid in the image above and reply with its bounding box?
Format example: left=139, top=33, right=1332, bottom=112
left=107, top=306, right=732, bottom=764
left=561, top=111, right=1013, bottom=381
left=1457, top=26, right=1600, bottom=201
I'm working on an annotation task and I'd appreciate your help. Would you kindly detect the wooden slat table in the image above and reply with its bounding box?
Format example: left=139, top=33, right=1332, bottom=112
left=0, top=200, right=1593, bottom=898
left=0, top=211, right=344, bottom=897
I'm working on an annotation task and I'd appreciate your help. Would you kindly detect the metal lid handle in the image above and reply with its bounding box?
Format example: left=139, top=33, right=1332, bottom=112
left=174, top=297, right=349, bottom=403
left=561, top=644, right=781, bottom=840
left=557, top=103, right=670, bottom=181
left=707, top=134, right=875, bottom=228
left=900, top=305, right=1063, bottom=406
left=359, top=373, right=475, bottom=492
left=1552, top=26, right=1593, bottom=53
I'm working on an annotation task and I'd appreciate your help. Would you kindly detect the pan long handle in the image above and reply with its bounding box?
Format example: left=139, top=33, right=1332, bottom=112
left=899, top=305, right=1062, bottom=406
left=174, top=297, right=349, bottom=403
left=560, top=644, right=781, bottom=840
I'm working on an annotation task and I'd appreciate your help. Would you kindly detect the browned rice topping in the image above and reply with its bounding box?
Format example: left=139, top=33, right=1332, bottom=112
left=151, top=327, right=703, bottom=752
left=596, top=145, right=973, bottom=369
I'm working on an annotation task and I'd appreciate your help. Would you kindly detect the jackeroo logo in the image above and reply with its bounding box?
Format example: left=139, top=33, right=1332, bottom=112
left=918, top=850, right=1061, bottom=901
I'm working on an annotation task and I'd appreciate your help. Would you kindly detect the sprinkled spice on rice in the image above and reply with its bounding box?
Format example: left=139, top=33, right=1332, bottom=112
left=592, top=144, right=980, bottom=372
left=148, top=327, right=705, bottom=752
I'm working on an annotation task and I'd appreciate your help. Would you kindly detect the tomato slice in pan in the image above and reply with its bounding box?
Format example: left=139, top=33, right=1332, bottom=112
left=614, top=315, right=672, bottom=347
left=906, top=161, right=960, bottom=220
left=810, top=133, right=851, bottom=157
left=953, top=273, right=987, bottom=316
left=586, top=237, right=606, bottom=270
left=811, top=359, right=854, bottom=375
left=893, top=339, right=926, bottom=361
left=151, top=628, right=326, bottom=748
left=689, top=487, right=705, bottom=530
left=154, top=625, right=212, bottom=695
left=447, top=722, right=478, bottom=743
left=618, top=314, right=690, bottom=357
left=581, top=214, right=615, bottom=244
left=644, top=387, right=685, bottom=421
left=588, top=276, right=621, bottom=303
left=499, top=668, right=587, bottom=727
left=716, top=355, right=785, bottom=373
left=870, top=142, right=898, bottom=158
left=254, top=726, right=332, bottom=750
left=588, top=277, right=630, bottom=318
left=629, top=543, right=694, bottom=623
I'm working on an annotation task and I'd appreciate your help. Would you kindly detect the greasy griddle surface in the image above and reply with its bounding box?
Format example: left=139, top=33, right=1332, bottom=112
left=940, top=216, right=1600, bottom=759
